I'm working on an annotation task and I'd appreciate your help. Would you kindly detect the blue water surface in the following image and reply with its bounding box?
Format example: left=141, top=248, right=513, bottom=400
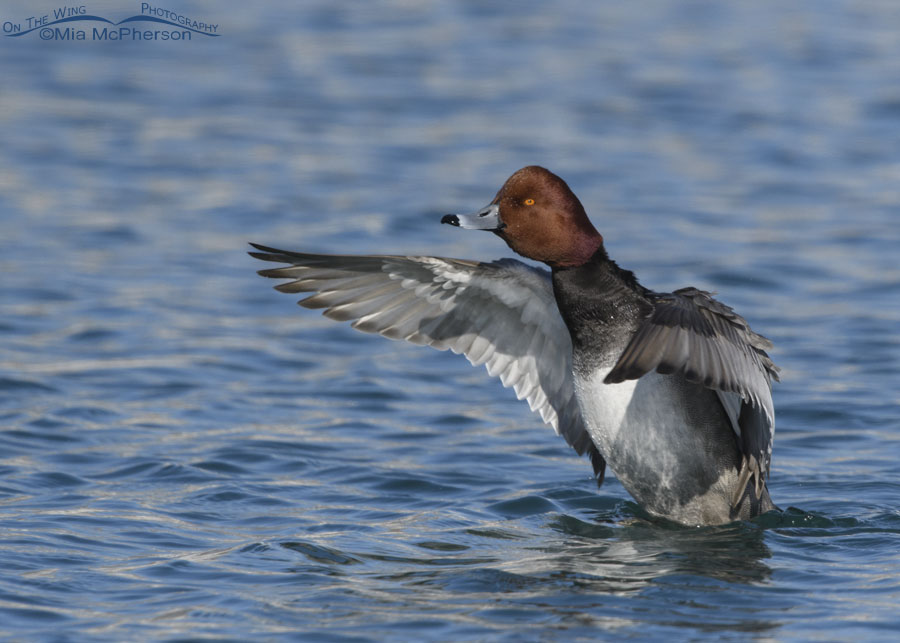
left=2, top=0, right=899, bottom=640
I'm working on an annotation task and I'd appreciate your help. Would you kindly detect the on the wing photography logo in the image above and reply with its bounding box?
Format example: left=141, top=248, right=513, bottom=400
left=3, top=3, right=219, bottom=41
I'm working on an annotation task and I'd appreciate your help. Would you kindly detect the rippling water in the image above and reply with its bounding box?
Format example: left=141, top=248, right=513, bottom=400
left=2, top=0, right=899, bottom=639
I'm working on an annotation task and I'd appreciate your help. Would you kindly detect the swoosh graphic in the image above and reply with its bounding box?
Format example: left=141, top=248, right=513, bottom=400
left=6, top=15, right=114, bottom=37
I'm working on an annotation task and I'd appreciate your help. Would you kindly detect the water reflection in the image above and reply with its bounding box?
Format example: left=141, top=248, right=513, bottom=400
left=358, top=510, right=782, bottom=636
left=526, top=511, right=774, bottom=590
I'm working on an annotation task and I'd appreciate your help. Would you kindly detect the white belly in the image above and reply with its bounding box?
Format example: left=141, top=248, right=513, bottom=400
left=574, top=367, right=738, bottom=523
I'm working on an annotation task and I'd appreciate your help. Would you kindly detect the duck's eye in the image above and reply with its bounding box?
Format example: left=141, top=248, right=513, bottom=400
left=524, top=198, right=535, bottom=206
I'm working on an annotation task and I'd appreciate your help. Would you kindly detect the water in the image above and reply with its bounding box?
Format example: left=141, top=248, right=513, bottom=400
left=2, top=0, right=899, bottom=639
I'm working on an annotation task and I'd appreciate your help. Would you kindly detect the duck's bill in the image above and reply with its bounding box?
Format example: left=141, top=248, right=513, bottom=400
left=441, top=203, right=505, bottom=230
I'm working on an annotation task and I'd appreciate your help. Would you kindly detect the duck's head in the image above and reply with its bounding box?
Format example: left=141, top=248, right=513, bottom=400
left=442, top=166, right=603, bottom=268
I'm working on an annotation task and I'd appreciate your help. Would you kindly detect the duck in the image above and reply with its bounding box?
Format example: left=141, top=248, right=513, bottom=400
left=250, top=166, right=780, bottom=526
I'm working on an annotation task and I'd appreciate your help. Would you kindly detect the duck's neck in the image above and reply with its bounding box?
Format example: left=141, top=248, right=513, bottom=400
left=551, top=247, right=651, bottom=369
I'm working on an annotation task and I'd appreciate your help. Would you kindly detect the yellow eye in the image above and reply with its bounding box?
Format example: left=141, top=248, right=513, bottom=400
left=524, top=198, right=535, bottom=206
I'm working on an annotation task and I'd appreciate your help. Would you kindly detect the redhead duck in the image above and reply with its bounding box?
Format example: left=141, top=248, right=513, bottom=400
left=250, top=166, right=779, bottom=526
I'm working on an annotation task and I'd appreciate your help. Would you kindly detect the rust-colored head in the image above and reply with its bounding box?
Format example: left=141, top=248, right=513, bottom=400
left=442, top=166, right=603, bottom=268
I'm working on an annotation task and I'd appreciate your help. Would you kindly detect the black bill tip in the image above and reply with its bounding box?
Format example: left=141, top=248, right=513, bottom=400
left=441, top=214, right=460, bottom=226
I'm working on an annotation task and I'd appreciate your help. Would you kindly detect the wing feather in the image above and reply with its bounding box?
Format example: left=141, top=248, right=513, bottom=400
left=605, top=287, right=779, bottom=493
left=250, top=243, right=603, bottom=480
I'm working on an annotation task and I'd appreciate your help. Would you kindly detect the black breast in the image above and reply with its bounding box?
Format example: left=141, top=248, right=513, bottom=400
left=551, top=249, right=652, bottom=375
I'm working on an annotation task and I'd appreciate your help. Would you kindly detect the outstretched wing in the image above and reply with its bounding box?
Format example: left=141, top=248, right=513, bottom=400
left=604, top=287, right=779, bottom=501
left=249, top=243, right=605, bottom=479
